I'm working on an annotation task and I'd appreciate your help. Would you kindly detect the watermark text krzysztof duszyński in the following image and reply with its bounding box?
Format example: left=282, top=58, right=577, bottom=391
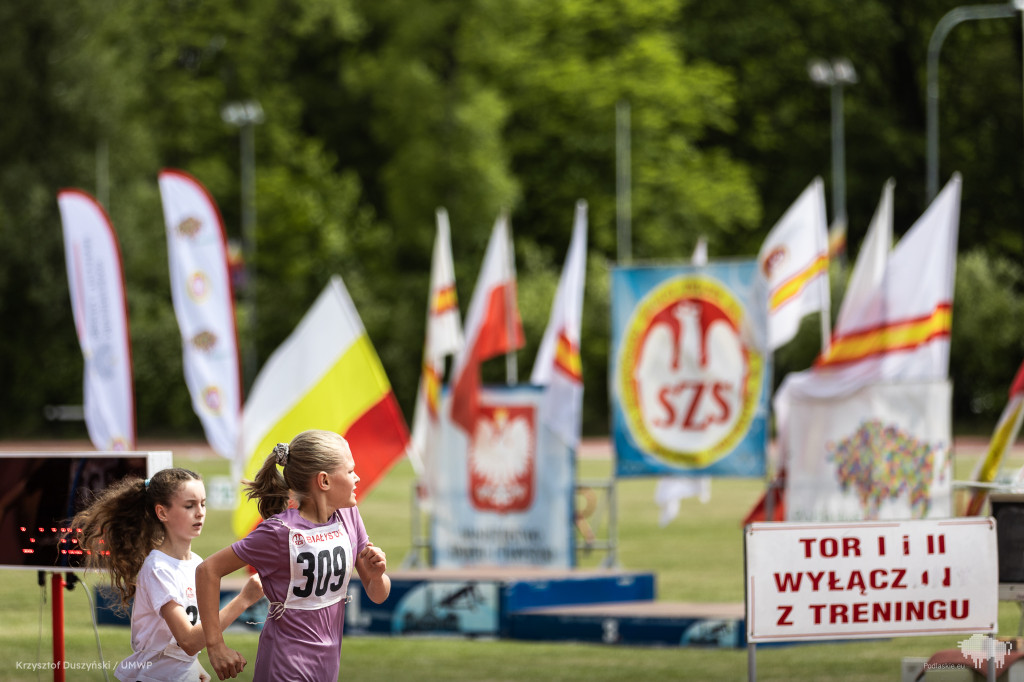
left=14, top=660, right=153, bottom=672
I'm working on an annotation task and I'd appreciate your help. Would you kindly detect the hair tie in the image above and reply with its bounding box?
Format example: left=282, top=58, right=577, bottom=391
left=144, top=479, right=150, bottom=490
left=273, top=443, right=290, bottom=466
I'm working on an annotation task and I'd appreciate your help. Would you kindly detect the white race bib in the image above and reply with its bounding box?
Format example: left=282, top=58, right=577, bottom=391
left=283, top=521, right=354, bottom=612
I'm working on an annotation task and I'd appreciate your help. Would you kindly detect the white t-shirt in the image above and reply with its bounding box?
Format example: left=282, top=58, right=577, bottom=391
left=114, top=549, right=206, bottom=682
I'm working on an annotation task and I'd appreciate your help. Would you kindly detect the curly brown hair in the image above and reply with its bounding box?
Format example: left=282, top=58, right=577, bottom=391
left=68, top=467, right=201, bottom=614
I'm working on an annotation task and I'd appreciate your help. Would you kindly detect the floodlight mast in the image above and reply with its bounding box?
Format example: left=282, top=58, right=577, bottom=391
left=221, top=100, right=264, bottom=390
left=925, top=2, right=1020, bottom=203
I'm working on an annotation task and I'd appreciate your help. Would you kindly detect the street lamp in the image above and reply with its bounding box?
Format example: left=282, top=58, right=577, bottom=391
left=808, top=58, right=857, bottom=246
left=221, top=99, right=264, bottom=390
left=926, top=2, right=1020, bottom=203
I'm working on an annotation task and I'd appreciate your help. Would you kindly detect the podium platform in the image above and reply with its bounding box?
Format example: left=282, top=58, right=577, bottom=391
left=344, top=568, right=746, bottom=648
left=506, top=600, right=745, bottom=648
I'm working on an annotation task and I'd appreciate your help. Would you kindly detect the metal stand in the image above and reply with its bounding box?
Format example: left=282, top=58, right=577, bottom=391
left=402, top=476, right=620, bottom=568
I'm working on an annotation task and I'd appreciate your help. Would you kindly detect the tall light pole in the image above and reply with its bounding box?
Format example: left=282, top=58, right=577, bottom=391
left=808, top=58, right=857, bottom=250
left=221, top=99, right=264, bottom=391
left=615, top=99, right=632, bottom=264
left=926, top=2, right=1020, bottom=203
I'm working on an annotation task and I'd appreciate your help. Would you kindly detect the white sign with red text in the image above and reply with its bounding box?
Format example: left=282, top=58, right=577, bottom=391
left=745, top=518, right=998, bottom=642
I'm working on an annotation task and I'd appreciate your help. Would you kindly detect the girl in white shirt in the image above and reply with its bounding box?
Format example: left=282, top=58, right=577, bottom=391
left=71, top=467, right=263, bottom=682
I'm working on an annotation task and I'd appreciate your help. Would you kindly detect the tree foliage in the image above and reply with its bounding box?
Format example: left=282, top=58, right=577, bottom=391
left=0, top=0, right=1020, bottom=441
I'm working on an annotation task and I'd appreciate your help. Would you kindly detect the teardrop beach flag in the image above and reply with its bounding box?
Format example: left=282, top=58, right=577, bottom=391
left=758, top=178, right=831, bottom=352
left=158, top=169, right=242, bottom=461
left=450, top=214, right=525, bottom=436
left=233, top=275, right=410, bottom=536
left=530, top=200, right=587, bottom=451
left=409, top=208, right=464, bottom=478
left=57, top=189, right=136, bottom=450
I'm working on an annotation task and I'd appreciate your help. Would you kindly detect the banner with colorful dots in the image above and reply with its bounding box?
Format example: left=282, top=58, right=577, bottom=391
left=785, top=381, right=952, bottom=521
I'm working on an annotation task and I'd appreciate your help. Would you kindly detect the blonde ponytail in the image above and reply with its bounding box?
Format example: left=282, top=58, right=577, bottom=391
left=242, top=430, right=350, bottom=520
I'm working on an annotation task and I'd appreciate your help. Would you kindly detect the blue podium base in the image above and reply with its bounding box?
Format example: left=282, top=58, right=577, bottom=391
left=345, top=568, right=744, bottom=648
left=506, top=600, right=746, bottom=648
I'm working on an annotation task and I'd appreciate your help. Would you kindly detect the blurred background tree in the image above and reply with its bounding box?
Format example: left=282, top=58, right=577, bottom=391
left=0, top=0, right=1021, bottom=440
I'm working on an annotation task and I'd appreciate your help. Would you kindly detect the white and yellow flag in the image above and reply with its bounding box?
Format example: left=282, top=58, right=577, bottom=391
left=158, top=169, right=241, bottom=461
left=233, top=276, right=410, bottom=536
left=57, top=189, right=135, bottom=451
left=409, top=208, right=464, bottom=486
left=530, top=200, right=587, bottom=451
left=758, top=178, right=831, bottom=352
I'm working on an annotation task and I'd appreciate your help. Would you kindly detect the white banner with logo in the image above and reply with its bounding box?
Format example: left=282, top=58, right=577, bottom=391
left=611, top=261, right=770, bottom=477
left=785, top=381, right=953, bottom=521
left=432, top=385, right=574, bottom=568
left=158, top=170, right=241, bottom=461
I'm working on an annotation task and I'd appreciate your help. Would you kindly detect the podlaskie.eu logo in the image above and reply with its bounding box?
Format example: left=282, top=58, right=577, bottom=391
left=617, top=275, right=762, bottom=468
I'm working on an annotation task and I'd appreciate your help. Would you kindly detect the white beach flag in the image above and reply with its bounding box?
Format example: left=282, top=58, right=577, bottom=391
left=409, top=208, right=464, bottom=484
left=758, top=178, right=831, bottom=352
left=834, top=179, right=894, bottom=335
left=531, top=200, right=588, bottom=451
left=158, top=169, right=242, bottom=461
left=57, top=189, right=136, bottom=450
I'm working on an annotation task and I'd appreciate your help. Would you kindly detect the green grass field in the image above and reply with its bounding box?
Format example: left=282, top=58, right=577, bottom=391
left=0, top=441, right=1021, bottom=681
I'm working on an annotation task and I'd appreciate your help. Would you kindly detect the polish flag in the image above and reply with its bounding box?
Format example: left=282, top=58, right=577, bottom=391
left=450, top=214, right=524, bottom=436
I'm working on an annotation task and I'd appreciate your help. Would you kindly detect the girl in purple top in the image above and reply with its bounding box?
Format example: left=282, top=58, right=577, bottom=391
left=197, top=430, right=391, bottom=681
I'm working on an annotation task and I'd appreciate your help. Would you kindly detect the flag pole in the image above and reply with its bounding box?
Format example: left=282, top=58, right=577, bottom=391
left=503, top=212, right=518, bottom=385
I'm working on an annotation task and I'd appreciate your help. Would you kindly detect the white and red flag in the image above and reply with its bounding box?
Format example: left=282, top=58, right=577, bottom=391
left=158, top=169, right=242, bottom=461
left=531, top=200, right=587, bottom=451
left=450, top=214, right=525, bottom=436
left=409, top=208, right=464, bottom=479
left=57, top=189, right=136, bottom=450
left=758, top=178, right=831, bottom=352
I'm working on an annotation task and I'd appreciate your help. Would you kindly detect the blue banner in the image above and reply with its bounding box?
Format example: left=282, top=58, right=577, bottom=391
left=611, top=261, right=770, bottom=477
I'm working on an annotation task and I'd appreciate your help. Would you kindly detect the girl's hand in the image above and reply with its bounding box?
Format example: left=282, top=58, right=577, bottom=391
left=357, top=541, right=387, bottom=579
left=206, top=642, right=246, bottom=680
left=240, top=572, right=264, bottom=606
